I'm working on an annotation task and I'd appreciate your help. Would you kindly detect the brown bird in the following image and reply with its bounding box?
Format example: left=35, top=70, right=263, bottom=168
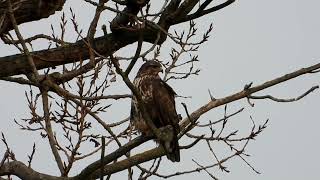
left=130, top=60, right=180, bottom=162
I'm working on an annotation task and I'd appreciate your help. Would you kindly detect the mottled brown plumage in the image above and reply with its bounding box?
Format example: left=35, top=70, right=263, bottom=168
left=130, top=60, right=180, bottom=162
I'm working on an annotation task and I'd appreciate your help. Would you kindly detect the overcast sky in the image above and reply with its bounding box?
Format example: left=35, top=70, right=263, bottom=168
left=1, top=0, right=320, bottom=179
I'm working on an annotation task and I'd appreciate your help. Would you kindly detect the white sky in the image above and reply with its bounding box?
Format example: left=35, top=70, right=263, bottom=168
left=1, top=0, right=320, bottom=179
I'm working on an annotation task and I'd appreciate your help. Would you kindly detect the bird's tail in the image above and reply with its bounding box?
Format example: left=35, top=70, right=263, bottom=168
left=165, top=135, right=180, bottom=162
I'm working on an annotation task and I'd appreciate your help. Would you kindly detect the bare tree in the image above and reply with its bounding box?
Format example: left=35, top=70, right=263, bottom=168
left=0, top=0, right=319, bottom=179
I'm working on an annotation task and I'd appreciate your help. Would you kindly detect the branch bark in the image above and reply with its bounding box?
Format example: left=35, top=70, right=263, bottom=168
left=179, top=63, right=320, bottom=130
left=73, top=135, right=152, bottom=180
left=0, top=24, right=166, bottom=77
left=0, top=161, right=68, bottom=180
left=1, top=1, right=317, bottom=179
left=0, top=0, right=66, bottom=35
left=173, top=0, right=235, bottom=24
left=0, top=0, right=236, bottom=78
left=74, top=62, right=320, bottom=178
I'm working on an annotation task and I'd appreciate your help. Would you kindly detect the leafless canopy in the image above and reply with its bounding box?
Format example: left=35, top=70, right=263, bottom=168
left=0, top=0, right=319, bottom=180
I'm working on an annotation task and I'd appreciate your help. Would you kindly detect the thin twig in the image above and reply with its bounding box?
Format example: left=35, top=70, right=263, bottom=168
left=27, top=143, right=36, bottom=168
left=248, top=86, right=319, bottom=102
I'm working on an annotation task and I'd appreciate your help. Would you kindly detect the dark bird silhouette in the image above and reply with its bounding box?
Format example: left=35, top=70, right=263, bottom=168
left=130, top=60, right=180, bottom=162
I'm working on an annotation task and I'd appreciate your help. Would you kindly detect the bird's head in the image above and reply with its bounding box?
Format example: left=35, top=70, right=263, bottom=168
left=137, top=60, right=163, bottom=76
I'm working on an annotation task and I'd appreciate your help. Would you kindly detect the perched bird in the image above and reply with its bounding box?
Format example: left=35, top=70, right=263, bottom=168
left=130, top=60, right=180, bottom=162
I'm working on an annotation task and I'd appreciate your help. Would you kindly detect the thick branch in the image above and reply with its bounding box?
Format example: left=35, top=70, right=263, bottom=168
left=0, top=24, right=166, bottom=77
left=110, top=0, right=150, bottom=32
left=0, top=0, right=236, bottom=78
left=90, top=147, right=166, bottom=179
left=78, top=63, right=320, bottom=177
left=73, top=135, right=152, bottom=180
left=0, top=0, right=65, bottom=35
left=6, top=0, right=40, bottom=81
left=0, top=161, right=67, bottom=180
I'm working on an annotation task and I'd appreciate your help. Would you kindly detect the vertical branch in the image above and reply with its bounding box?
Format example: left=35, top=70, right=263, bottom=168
left=0, top=151, right=9, bottom=170
left=7, top=0, right=67, bottom=174
left=125, top=33, right=143, bottom=75
left=6, top=0, right=39, bottom=81
left=63, top=98, right=89, bottom=176
left=41, top=89, right=65, bottom=175
left=87, top=0, right=109, bottom=47
left=27, top=143, right=36, bottom=168
left=100, top=137, right=106, bottom=180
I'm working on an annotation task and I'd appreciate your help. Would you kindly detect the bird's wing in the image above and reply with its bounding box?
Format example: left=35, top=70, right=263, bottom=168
left=151, top=79, right=179, bottom=131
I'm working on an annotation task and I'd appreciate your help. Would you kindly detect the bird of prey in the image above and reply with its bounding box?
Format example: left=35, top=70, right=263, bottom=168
left=130, top=60, right=180, bottom=162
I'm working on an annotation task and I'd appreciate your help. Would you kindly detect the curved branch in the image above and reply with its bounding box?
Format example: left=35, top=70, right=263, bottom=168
left=0, top=161, right=67, bottom=180
left=0, top=0, right=65, bottom=35
left=248, top=86, right=319, bottom=102
left=179, top=62, right=320, bottom=130
left=90, top=146, right=166, bottom=179
left=78, top=62, right=320, bottom=178
left=174, top=0, right=235, bottom=24
left=73, top=135, right=152, bottom=180
left=0, top=22, right=166, bottom=78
